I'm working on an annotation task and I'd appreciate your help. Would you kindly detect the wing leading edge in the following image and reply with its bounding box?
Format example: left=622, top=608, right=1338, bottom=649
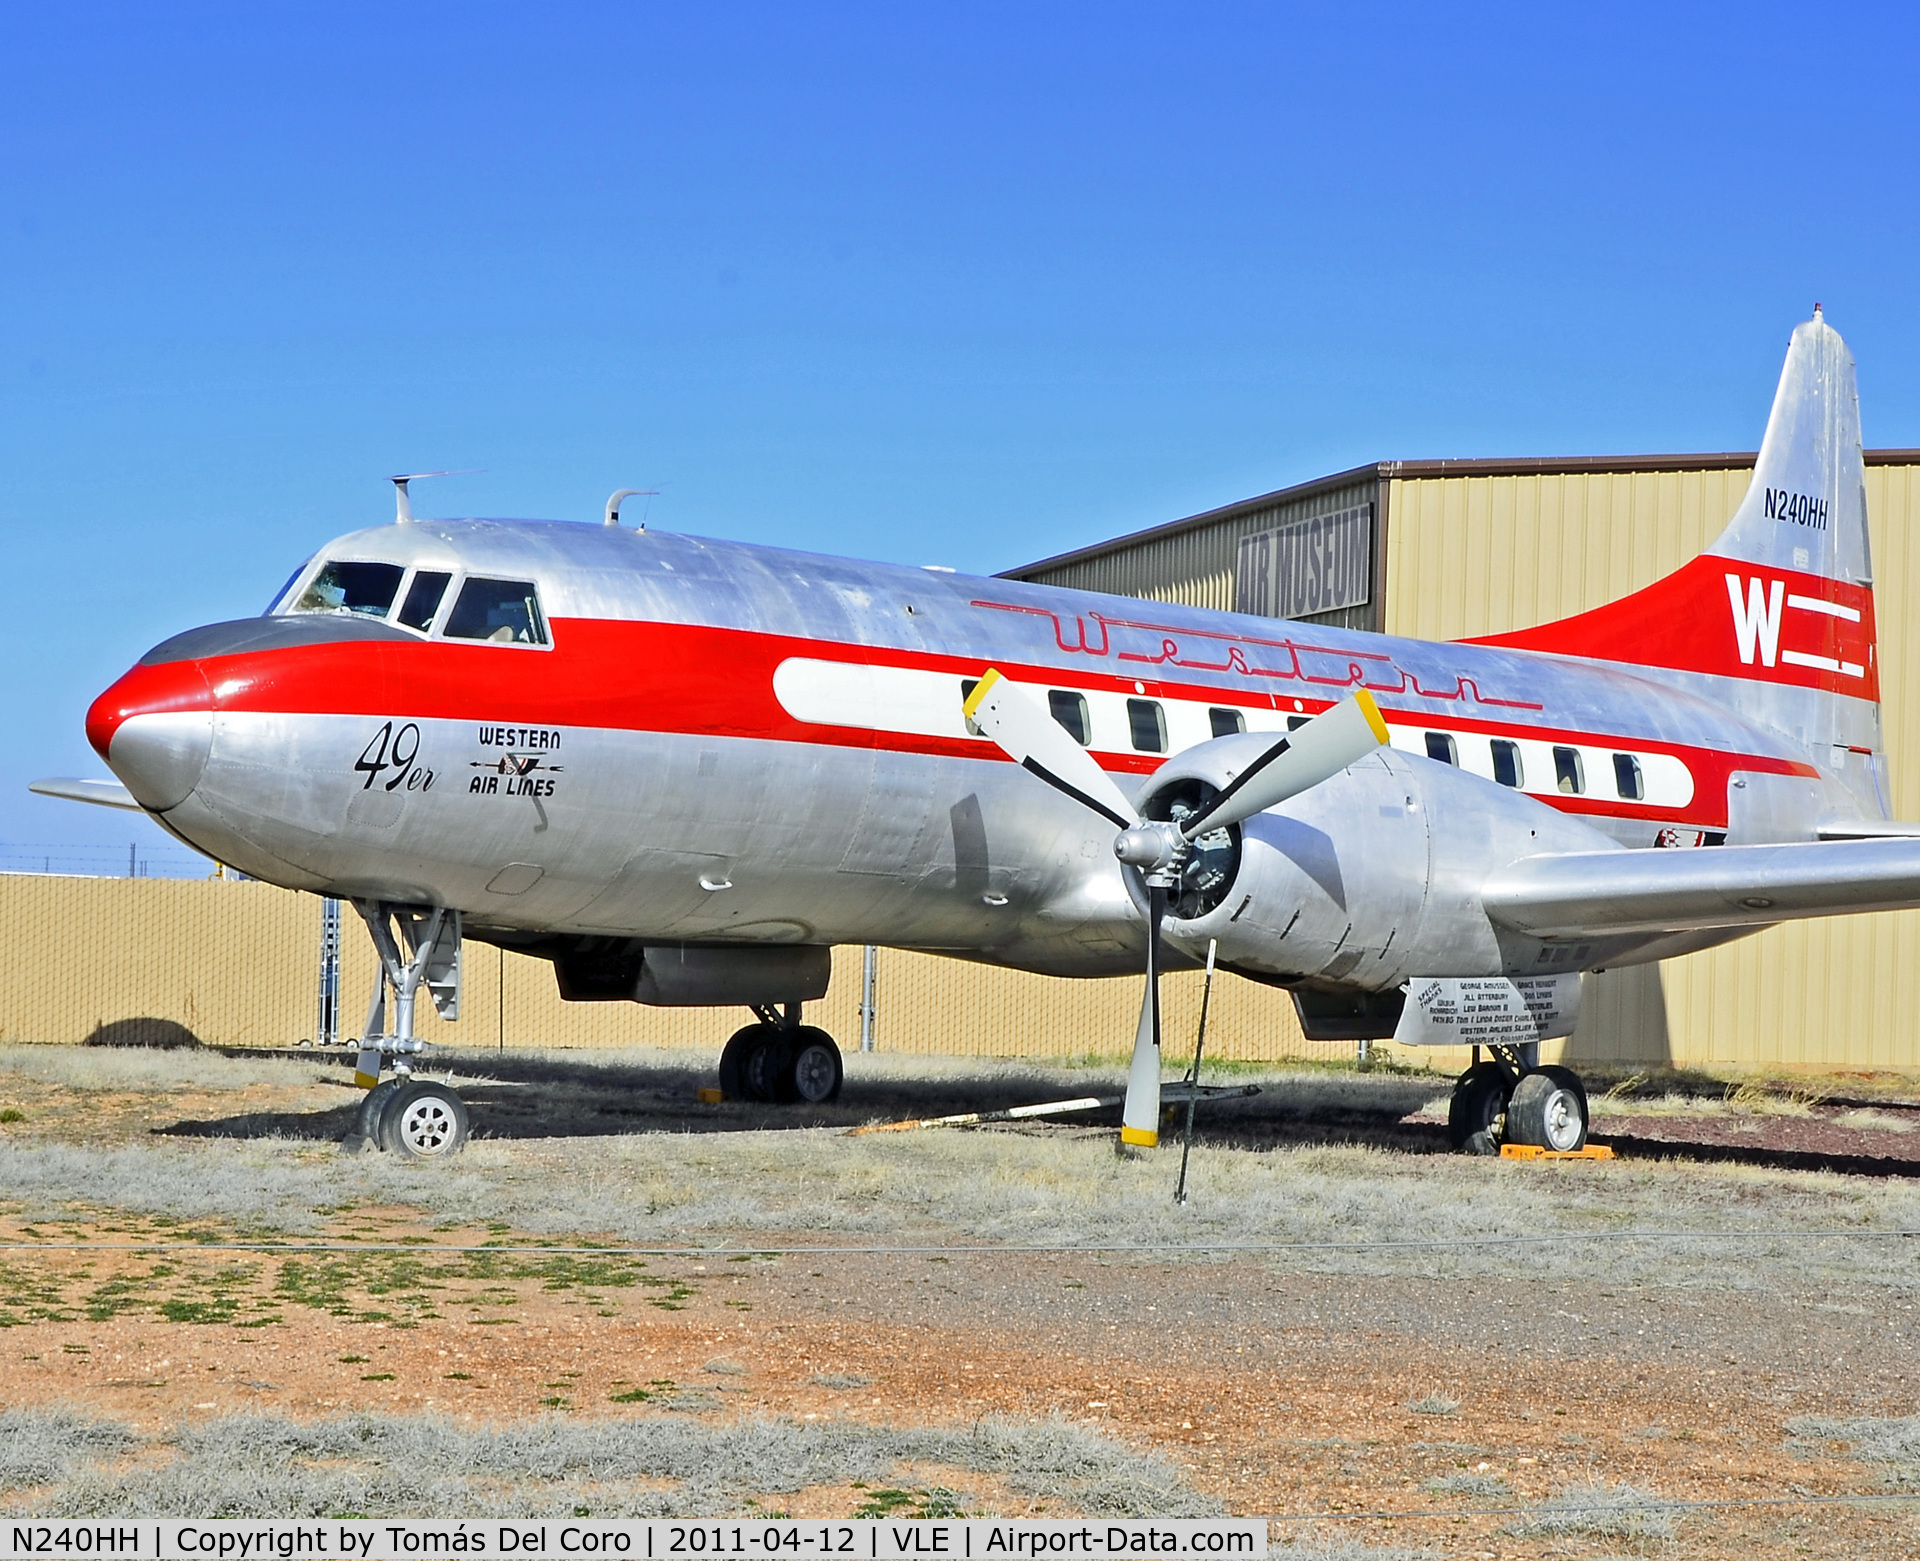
left=1483, top=839, right=1920, bottom=938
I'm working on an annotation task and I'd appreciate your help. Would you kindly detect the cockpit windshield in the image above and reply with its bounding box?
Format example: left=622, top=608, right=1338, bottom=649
left=277, top=558, right=548, bottom=645
left=293, top=561, right=405, bottom=617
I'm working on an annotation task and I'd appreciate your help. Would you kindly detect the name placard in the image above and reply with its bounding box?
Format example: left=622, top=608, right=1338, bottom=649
left=1232, top=504, right=1372, bottom=620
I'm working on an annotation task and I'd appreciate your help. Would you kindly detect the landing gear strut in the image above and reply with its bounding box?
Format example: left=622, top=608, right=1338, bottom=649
left=340, top=901, right=470, bottom=1159
left=718, top=1004, right=843, bottom=1105
left=1446, top=1044, right=1588, bottom=1155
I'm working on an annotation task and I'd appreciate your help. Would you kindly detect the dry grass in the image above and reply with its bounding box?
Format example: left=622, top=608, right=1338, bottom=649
left=1787, top=1413, right=1920, bottom=1488
left=2, top=1123, right=1916, bottom=1295
left=1503, top=1480, right=1679, bottom=1540
left=1420, top=1471, right=1508, bottom=1498
left=0, top=1046, right=321, bottom=1092
left=2, top=1044, right=1920, bottom=1298
left=1583, top=1064, right=1920, bottom=1121
left=0, top=1406, right=1217, bottom=1518
left=1833, top=1108, right=1916, bottom=1135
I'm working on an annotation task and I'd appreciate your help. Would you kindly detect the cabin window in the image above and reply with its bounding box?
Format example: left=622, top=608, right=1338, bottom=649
left=1613, top=752, right=1645, bottom=801
left=293, top=560, right=404, bottom=618
left=1049, top=690, right=1092, bottom=746
left=1127, top=698, right=1167, bottom=753
left=1490, top=738, right=1524, bottom=788
left=397, top=570, right=451, bottom=632
left=959, top=679, right=983, bottom=736
left=1424, top=732, right=1458, bottom=766
left=1554, top=746, right=1585, bottom=794
left=444, top=577, right=549, bottom=645
left=1287, top=714, right=1313, bottom=731
left=1209, top=707, right=1246, bottom=738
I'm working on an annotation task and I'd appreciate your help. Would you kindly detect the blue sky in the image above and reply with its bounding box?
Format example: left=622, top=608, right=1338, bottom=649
left=5, top=2, right=1918, bottom=861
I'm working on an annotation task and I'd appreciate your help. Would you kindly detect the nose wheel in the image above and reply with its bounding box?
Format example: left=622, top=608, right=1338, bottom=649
left=379, top=1080, right=471, bottom=1160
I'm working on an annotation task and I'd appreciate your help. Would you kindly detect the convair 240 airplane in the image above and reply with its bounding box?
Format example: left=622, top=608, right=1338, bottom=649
left=39, top=311, right=1920, bottom=1161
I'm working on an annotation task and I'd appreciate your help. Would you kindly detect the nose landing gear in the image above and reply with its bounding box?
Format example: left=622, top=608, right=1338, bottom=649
left=339, top=901, right=472, bottom=1158
left=1446, top=1046, right=1589, bottom=1155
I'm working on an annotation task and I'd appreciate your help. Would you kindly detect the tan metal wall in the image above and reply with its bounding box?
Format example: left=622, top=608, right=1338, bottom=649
left=1384, top=463, right=1920, bottom=1072
left=1018, top=474, right=1380, bottom=631
left=0, top=874, right=1347, bottom=1069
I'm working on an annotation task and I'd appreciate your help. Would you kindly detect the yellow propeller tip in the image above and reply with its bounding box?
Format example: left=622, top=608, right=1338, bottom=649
left=1354, top=687, right=1390, bottom=745
left=1119, top=1125, right=1159, bottom=1148
left=962, top=668, right=1001, bottom=721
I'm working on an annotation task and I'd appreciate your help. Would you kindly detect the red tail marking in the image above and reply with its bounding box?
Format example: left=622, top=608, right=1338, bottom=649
left=1466, top=555, right=1878, bottom=700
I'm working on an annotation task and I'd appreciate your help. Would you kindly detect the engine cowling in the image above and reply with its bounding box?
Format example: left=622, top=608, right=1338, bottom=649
left=1135, top=739, right=1621, bottom=988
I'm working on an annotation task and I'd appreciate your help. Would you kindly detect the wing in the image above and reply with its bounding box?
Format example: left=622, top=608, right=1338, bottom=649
left=1482, top=838, right=1920, bottom=938
left=29, top=777, right=143, bottom=812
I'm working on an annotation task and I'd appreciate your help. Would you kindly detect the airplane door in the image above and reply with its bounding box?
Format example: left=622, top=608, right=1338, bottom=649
left=831, top=596, right=939, bottom=882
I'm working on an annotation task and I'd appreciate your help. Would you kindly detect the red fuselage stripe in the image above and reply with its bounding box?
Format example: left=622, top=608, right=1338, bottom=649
left=89, top=615, right=1815, bottom=829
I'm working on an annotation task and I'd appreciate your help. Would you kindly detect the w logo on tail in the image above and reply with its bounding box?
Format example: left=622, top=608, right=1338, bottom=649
left=1726, top=575, right=1784, bottom=668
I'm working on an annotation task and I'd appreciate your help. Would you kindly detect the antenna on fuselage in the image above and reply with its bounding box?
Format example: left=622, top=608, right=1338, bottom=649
left=388, top=470, right=483, bottom=524
left=605, top=488, right=658, bottom=529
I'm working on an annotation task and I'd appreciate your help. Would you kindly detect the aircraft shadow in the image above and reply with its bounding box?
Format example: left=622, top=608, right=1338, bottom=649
left=152, top=1050, right=1920, bottom=1179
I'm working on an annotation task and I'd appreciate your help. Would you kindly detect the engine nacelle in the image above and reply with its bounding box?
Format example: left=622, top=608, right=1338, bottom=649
left=1138, top=739, right=1622, bottom=989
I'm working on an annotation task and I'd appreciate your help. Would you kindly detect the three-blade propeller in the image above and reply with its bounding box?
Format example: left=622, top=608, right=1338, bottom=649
left=962, top=671, right=1389, bottom=1146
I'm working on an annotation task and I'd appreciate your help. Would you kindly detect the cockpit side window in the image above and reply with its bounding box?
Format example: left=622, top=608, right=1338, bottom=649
left=397, top=570, right=452, bottom=632
left=444, top=577, right=549, bottom=645
left=293, top=561, right=405, bottom=617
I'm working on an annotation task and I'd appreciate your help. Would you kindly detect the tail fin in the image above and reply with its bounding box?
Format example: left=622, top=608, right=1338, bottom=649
left=1469, top=310, right=1883, bottom=816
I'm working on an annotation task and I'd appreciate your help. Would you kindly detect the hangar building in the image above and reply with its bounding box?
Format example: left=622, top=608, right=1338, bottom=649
left=1003, top=451, right=1920, bottom=1072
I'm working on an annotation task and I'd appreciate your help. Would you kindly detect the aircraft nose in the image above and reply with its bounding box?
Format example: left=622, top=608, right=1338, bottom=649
left=87, top=656, right=215, bottom=811
left=106, top=710, right=214, bottom=810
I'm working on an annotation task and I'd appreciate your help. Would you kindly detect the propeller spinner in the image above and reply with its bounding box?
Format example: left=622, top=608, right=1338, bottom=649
left=963, top=671, right=1389, bottom=1146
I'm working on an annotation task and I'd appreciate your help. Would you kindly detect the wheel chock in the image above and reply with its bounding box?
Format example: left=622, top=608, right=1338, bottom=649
left=696, top=1087, right=725, bottom=1104
left=1499, top=1143, right=1615, bottom=1161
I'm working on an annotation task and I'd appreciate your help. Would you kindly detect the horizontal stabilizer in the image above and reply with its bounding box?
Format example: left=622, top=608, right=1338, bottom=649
left=1483, top=838, right=1920, bottom=938
left=28, top=776, right=143, bottom=812
left=1817, top=819, right=1920, bottom=840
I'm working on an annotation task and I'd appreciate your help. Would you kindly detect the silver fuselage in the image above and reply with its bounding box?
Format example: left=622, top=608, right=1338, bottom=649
left=93, top=519, right=1877, bottom=989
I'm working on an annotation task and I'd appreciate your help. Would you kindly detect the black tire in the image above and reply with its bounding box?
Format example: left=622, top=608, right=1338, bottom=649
left=780, top=1026, right=843, bottom=1104
left=1506, top=1067, right=1588, bottom=1151
left=740, top=1029, right=792, bottom=1103
left=1447, top=1062, right=1511, bottom=1156
left=355, top=1077, right=405, bottom=1145
left=719, top=1023, right=791, bottom=1102
left=718, top=1023, right=771, bottom=1101
left=377, top=1080, right=471, bottom=1161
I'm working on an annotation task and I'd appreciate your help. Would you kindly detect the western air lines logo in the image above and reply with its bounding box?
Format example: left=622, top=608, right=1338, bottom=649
left=1764, top=487, right=1829, bottom=530
left=1725, top=574, right=1864, bottom=679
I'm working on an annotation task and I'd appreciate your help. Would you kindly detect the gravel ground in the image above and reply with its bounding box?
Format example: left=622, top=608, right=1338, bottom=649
left=1, top=1043, right=1918, bottom=1554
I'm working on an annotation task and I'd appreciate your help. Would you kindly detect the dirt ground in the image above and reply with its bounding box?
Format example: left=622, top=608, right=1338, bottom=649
left=2, top=1045, right=1919, bottom=1555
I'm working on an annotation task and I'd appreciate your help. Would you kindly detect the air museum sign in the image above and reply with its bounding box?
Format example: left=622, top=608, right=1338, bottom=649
left=1233, top=502, right=1373, bottom=620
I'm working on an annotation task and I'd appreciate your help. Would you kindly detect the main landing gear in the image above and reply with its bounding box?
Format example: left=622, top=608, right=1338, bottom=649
left=718, top=1004, right=844, bottom=1105
left=340, top=901, right=472, bottom=1161
left=1446, top=1044, right=1589, bottom=1155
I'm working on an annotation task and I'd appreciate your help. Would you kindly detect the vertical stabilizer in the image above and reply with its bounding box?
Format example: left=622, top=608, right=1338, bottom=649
left=1707, top=308, right=1870, bottom=587
left=1469, top=312, right=1884, bottom=818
